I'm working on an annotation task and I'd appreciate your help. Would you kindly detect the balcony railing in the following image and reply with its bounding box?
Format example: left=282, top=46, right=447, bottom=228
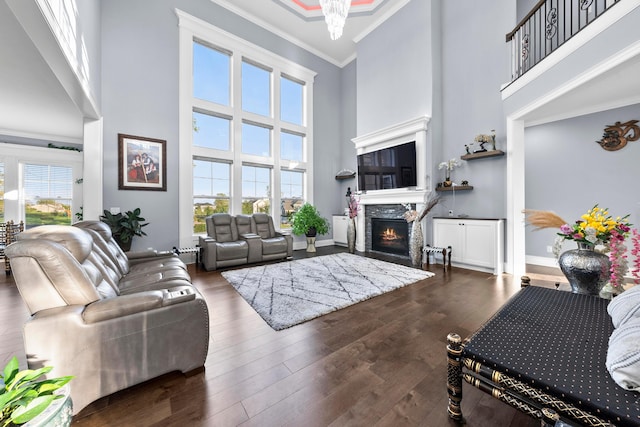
left=506, top=0, right=620, bottom=83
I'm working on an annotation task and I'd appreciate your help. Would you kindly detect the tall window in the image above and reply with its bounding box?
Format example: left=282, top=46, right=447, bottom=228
left=23, top=164, right=73, bottom=228
left=179, top=11, right=316, bottom=241
left=0, top=163, right=4, bottom=223
left=0, top=143, right=82, bottom=228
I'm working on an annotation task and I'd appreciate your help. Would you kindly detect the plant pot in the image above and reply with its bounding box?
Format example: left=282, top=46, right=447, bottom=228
left=558, top=242, right=611, bottom=296
left=305, top=227, right=317, bottom=238
left=116, top=238, right=132, bottom=252
left=24, top=385, right=73, bottom=427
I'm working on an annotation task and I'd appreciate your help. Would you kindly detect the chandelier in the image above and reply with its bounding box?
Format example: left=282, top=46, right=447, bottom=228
left=319, top=0, right=351, bottom=40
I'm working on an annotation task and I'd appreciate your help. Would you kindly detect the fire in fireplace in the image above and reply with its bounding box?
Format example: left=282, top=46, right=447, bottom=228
left=371, top=218, right=409, bottom=256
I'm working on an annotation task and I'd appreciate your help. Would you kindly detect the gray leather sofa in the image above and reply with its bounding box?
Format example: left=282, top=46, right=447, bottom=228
left=5, top=222, right=209, bottom=415
left=199, top=213, right=292, bottom=271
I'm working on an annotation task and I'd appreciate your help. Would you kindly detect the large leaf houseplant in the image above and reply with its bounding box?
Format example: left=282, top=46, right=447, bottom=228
left=0, top=357, right=73, bottom=427
left=290, top=203, right=330, bottom=237
left=99, top=208, right=148, bottom=251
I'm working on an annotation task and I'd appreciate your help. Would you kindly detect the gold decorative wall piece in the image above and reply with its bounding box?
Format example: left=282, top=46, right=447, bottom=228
left=596, top=119, right=639, bottom=151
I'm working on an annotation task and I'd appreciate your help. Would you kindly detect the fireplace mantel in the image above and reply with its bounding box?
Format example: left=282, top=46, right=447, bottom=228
left=352, top=116, right=433, bottom=252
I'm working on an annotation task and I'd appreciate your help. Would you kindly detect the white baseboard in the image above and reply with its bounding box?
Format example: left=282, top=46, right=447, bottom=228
left=525, top=255, right=558, bottom=268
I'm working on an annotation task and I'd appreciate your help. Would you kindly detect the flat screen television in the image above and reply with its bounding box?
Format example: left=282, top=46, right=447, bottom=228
left=357, top=141, right=417, bottom=191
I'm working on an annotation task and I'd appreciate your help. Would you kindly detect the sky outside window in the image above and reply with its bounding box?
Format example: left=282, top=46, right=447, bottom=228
left=280, top=132, right=303, bottom=161
left=242, top=61, right=270, bottom=116
left=193, top=42, right=229, bottom=105
left=280, top=76, right=303, bottom=125
left=193, top=112, right=230, bottom=150
left=242, top=123, right=270, bottom=157
left=193, top=160, right=229, bottom=197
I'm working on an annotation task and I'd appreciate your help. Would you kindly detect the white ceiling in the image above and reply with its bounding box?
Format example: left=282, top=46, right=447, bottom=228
left=211, top=0, right=410, bottom=67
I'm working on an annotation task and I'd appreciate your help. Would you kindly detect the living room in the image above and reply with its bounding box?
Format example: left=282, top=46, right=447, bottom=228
left=1, top=0, right=640, bottom=425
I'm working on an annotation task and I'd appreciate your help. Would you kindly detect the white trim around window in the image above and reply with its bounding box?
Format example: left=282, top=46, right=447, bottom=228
left=176, top=9, right=316, bottom=247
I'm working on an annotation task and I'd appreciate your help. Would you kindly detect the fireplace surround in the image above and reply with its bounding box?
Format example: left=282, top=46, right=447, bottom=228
left=352, top=116, right=432, bottom=252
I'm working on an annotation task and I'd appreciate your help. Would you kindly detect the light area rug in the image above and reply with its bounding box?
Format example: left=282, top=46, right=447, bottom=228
left=221, top=253, right=435, bottom=330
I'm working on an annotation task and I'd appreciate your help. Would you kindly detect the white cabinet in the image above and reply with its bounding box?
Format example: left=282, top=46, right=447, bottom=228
left=333, top=215, right=349, bottom=246
left=433, top=218, right=504, bottom=275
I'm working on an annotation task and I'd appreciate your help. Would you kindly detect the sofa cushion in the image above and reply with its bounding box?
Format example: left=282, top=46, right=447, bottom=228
left=216, top=241, right=248, bottom=261
left=262, top=237, right=287, bottom=255
left=253, top=213, right=275, bottom=239
left=236, top=215, right=253, bottom=236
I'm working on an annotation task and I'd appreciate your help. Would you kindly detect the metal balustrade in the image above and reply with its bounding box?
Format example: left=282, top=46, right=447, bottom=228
left=506, top=0, right=620, bottom=83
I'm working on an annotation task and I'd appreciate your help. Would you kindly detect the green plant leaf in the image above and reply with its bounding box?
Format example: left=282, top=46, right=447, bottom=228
left=2, top=357, right=19, bottom=385
left=10, top=395, right=56, bottom=424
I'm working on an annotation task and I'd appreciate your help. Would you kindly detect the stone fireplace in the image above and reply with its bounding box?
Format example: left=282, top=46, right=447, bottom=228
left=352, top=116, right=432, bottom=253
left=371, top=217, right=409, bottom=256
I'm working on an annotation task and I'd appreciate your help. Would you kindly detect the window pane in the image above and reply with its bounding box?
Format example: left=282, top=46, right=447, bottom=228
left=280, top=170, right=303, bottom=229
left=193, top=112, right=230, bottom=150
left=0, top=163, right=4, bottom=222
left=193, top=160, right=230, bottom=233
left=242, top=165, right=271, bottom=214
left=193, top=42, right=229, bottom=105
left=242, top=61, right=270, bottom=116
left=280, top=76, right=303, bottom=125
left=280, top=132, right=303, bottom=161
left=23, top=164, right=73, bottom=228
left=242, top=123, right=270, bottom=157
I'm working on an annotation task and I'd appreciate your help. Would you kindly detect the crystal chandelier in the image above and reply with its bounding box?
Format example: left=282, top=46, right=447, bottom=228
left=319, top=0, right=351, bottom=40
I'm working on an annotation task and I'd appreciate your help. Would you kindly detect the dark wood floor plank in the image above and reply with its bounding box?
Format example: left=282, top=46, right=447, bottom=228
left=0, top=247, right=545, bottom=426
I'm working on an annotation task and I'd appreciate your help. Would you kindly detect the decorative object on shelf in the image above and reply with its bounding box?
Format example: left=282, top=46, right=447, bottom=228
left=346, top=192, right=359, bottom=254
left=335, top=169, right=356, bottom=180
left=473, top=130, right=496, bottom=152
left=596, top=119, right=639, bottom=151
left=523, top=205, right=633, bottom=296
left=438, top=158, right=461, bottom=187
left=319, top=0, right=351, bottom=40
left=403, top=193, right=441, bottom=267
left=0, top=356, right=73, bottom=427
left=290, top=203, right=330, bottom=252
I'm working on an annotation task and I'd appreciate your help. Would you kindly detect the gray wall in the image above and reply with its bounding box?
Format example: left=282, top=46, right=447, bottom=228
left=525, top=103, right=640, bottom=257
left=338, top=59, right=358, bottom=213
left=438, top=0, right=514, bottom=219
left=356, top=0, right=433, bottom=136
left=100, top=0, right=345, bottom=250
left=76, top=0, right=102, bottom=108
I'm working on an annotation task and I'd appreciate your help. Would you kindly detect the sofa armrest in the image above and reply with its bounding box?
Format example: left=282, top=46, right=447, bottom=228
left=198, top=236, right=218, bottom=271
left=127, top=249, right=175, bottom=260
left=82, top=291, right=165, bottom=323
left=240, top=233, right=262, bottom=263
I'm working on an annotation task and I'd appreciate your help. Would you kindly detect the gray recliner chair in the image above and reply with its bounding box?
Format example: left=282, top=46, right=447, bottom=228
left=250, top=213, right=293, bottom=261
left=6, top=225, right=209, bottom=415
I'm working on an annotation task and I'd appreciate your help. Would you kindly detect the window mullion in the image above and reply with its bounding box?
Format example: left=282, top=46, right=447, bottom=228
left=231, top=51, right=243, bottom=215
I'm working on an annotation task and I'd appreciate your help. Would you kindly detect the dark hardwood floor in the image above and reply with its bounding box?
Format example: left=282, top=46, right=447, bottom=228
left=0, top=246, right=557, bottom=427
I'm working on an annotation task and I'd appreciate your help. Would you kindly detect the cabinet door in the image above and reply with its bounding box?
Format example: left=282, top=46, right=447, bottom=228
left=333, top=216, right=349, bottom=245
left=433, top=220, right=464, bottom=263
left=462, top=221, right=496, bottom=268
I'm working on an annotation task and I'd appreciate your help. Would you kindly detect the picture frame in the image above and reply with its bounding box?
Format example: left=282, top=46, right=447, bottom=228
left=118, top=133, right=167, bottom=191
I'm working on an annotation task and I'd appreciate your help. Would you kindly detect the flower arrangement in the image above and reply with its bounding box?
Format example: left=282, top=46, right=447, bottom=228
left=402, top=203, right=418, bottom=223
left=438, top=158, right=461, bottom=181
left=524, top=205, right=637, bottom=294
left=347, top=194, right=360, bottom=219
left=557, top=205, right=631, bottom=246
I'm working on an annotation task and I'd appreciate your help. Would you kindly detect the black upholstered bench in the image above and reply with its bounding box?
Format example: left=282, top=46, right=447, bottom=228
left=446, top=285, right=640, bottom=427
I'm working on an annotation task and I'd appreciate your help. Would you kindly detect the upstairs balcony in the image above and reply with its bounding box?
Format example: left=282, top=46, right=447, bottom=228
left=506, top=0, right=620, bottom=84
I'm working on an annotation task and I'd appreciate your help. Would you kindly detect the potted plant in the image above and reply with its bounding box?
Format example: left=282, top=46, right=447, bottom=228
left=100, top=208, right=148, bottom=252
left=1, top=356, right=73, bottom=427
left=290, top=203, right=330, bottom=237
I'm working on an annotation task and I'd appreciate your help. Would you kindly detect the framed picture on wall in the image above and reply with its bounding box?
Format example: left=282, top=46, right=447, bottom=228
left=118, top=133, right=167, bottom=191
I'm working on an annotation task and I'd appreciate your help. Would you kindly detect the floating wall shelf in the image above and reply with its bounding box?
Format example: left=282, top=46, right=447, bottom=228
left=461, top=150, right=504, bottom=160
left=436, top=185, right=473, bottom=192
